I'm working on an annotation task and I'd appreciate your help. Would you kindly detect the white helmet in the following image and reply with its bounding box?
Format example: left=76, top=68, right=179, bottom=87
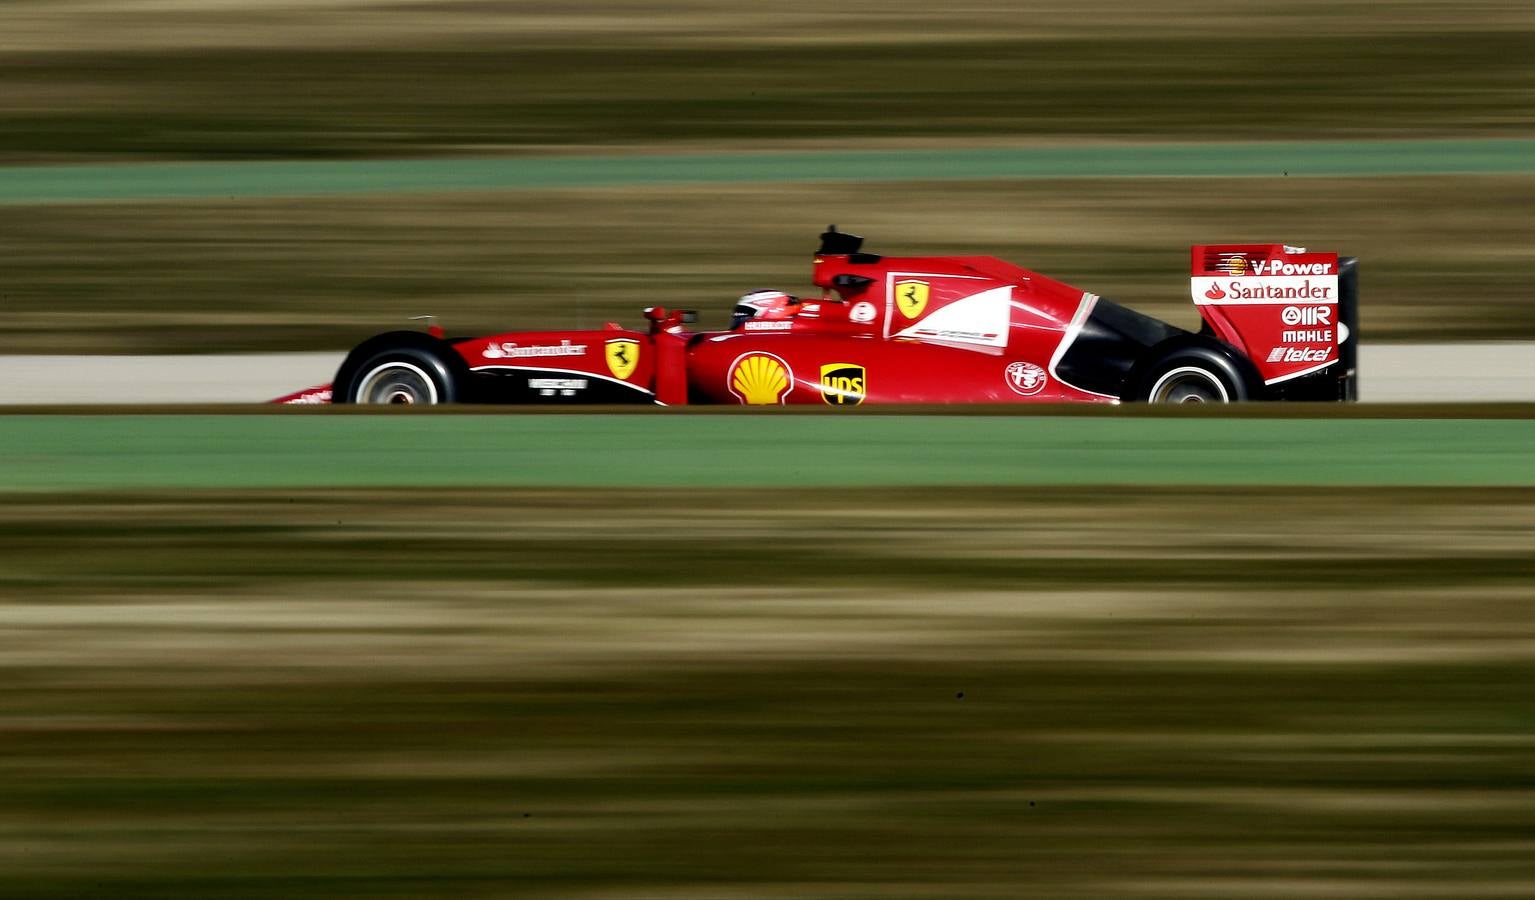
left=731, top=290, right=800, bottom=328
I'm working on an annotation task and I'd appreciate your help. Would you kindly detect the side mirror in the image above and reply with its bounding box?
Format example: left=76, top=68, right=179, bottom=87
left=645, top=306, right=696, bottom=335
left=409, top=314, right=445, bottom=338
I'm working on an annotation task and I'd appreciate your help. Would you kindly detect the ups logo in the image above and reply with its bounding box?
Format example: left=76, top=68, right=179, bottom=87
left=819, top=363, right=865, bottom=406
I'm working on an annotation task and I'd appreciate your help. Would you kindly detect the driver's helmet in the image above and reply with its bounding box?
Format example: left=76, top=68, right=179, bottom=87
left=731, top=290, right=799, bottom=329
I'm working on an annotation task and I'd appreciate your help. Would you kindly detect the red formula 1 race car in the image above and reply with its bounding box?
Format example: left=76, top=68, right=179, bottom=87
left=276, top=227, right=1357, bottom=406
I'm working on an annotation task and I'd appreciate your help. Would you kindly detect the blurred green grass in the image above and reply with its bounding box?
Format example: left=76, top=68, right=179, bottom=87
left=4, top=414, right=1535, bottom=490
left=2, top=487, right=1535, bottom=897
left=6, top=176, right=1535, bottom=352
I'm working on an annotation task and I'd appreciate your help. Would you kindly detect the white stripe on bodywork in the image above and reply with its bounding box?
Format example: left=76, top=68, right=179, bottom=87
left=892, top=284, right=1012, bottom=349
left=470, top=364, right=654, bottom=393
left=1263, top=358, right=1338, bottom=385
left=1048, top=292, right=1120, bottom=401
left=882, top=272, right=989, bottom=340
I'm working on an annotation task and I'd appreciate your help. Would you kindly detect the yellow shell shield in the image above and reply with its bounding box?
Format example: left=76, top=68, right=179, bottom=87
left=729, top=353, right=791, bottom=405
left=894, top=280, right=929, bottom=318
left=605, top=339, right=639, bottom=380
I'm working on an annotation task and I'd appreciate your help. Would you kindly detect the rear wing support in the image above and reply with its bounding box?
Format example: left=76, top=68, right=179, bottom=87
left=1337, top=257, right=1359, bottom=401
left=1191, top=244, right=1357, bottom=402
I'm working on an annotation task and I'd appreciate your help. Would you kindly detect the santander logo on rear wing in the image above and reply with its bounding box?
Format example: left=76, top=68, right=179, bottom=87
left=1191, top=244, right=1356, bottom=390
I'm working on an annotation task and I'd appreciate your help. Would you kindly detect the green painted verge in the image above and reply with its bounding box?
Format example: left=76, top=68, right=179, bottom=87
left=4, top=139, right=1534, bottom=204
left=2, top=415, right=1531, bottom=490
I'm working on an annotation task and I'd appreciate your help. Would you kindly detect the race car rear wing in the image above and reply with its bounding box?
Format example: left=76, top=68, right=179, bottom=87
left=1192, top=245, right=1358, bottom=401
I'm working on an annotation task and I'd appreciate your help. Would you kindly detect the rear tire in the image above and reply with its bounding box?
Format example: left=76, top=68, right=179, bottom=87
left=332, top=332, right=464, bottom=405
left=1126, top=338, right=1259, bottom=404
left=1147, top=365, right=1231, bottom=403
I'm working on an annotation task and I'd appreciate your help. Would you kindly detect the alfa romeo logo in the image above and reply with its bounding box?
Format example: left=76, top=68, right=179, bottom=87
left=1004, top=361, right=1048, bottom=396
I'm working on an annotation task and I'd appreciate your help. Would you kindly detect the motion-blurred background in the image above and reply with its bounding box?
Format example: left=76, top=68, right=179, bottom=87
left=3, top=3, right=1535, bottom=898
left=2, top=0, right=1534, bottom=351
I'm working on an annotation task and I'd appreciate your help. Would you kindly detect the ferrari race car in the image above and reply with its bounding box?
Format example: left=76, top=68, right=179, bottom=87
left=276, top=227, right=1357, bottom=406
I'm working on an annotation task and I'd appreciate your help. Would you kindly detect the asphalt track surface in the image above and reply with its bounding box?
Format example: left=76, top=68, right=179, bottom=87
left=3, top=414, right=1532, bottom=490
left=5, top=139, right=1535, bottom=203
left=2, top=344, right=1531, bottom=404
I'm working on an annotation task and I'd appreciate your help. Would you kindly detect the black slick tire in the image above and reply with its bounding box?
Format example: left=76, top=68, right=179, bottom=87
left=332, top=331, right=466, bottom=405
left=1125, top=336, right=1261, bottom=404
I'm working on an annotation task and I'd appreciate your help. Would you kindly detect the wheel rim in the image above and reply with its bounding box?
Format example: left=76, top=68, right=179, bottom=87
left=1148, top=366, right=1229, bottom=404
left=354, top=361, right=439, bottom=405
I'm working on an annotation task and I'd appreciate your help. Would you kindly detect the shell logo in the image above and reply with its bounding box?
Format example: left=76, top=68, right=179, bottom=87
left=1223, top=256, right=1248, bottom=276
left=728, top=352, right=792, bottom=405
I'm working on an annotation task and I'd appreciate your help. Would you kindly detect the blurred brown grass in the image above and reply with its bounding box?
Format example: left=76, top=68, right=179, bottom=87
left=1, top=1, right=1532, bottom=161
left=4, top=176, right=1534, bottom=353
left=10, top=0, right=1535, bottom=53
left=2, top=487, right=1535, bottom=897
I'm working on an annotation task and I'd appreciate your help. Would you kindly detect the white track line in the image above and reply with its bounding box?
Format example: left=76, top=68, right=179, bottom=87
left=0, top=345, right=1527, bottom=404
left=0, top=353, right=343, bottom=405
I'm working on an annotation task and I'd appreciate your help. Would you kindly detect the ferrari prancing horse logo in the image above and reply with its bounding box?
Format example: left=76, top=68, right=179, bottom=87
left=894, top=280, right=929, bottom=318
left=605, top=339, right=639, bottom=380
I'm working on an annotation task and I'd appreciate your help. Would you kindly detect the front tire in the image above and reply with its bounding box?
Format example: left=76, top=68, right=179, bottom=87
left=332, top=332, right=463, bottom=405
